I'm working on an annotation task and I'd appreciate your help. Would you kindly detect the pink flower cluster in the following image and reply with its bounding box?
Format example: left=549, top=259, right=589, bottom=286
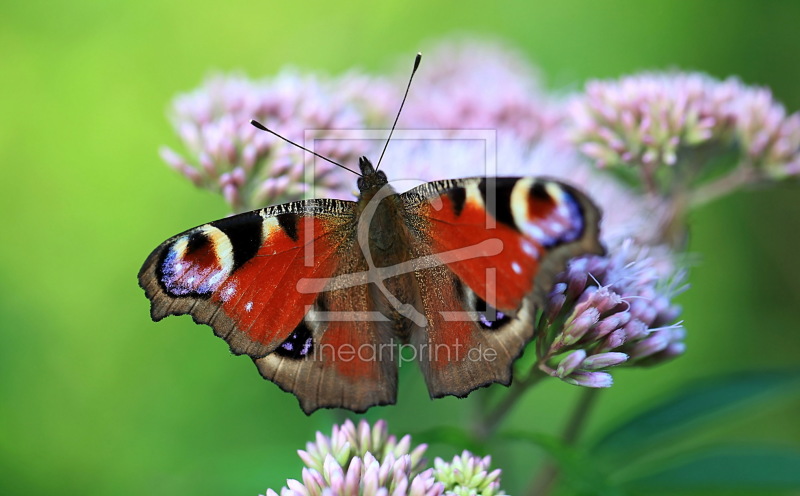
left=569, top=72, right=800, bottom=181
left=263, top=420, right=506, bottom=496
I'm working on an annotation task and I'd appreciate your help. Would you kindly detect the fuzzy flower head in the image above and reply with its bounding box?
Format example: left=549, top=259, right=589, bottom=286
left=161, top=71, right=396, bottom=212
left=400, top=38, right=561, bottom=143
left=539, top=241, right=686, bottom=387
left=434, top=451, right=506, bottom=496
left=569, top=72, right=739, bottom=169
left=733, top=86, right=800, bottom=179
left=569, top=72, right=800, bottom=193
left=297, top=419, right=427, bottom=476
left=265, top=452, right=443, bottom=496
left=264, top=421, right=507, bottom=496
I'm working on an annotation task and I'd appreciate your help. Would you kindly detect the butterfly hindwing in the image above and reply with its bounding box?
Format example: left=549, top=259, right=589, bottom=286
left=253, top=256, right=399, bottom=414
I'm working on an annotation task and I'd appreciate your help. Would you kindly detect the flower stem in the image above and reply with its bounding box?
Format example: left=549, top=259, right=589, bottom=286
left=476, top=368, right=547, bottom=440
left=562, top=387, right=599, bottom=444
left=526, top=388, right=600, bottom=496
left=690, top=163, right=757, bottom=208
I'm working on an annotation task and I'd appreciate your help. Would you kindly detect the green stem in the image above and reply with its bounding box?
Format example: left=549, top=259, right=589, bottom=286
left=526, top=388, right=600, bottom=496
left=690, top=163, right=757, bottom=208
left=639, top=160, right=660, bottom=196
left=477, top=368, right=547, bottom=440
left=562, top=388, right=599, bottom=444
left=471, top=386, right=495, bottom=434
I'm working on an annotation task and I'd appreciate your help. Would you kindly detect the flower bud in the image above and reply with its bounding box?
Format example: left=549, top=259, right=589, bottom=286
left=581, top=352, right=629, bottom=370
left=556, top=349, right=588, bottom=378
left=562, top=371, right=614, bottom=388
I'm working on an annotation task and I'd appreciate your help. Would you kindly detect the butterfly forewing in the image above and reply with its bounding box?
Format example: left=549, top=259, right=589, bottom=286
left=138, top=199, right=357, bottom=357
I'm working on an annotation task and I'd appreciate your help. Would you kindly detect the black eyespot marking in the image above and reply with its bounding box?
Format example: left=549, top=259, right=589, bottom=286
left=534, top=186, right=585, bottom=248
left=478, top=178, right=518, bottom=231
left=530, top=181, right=551, bottom=201
left=211, top=211, right=262, bottom=270
left=186, top=230, right=209, bottom=253
left=554, top=190, right=585, bottom=245
left=275, top=320, right=314, bottom=359
left=154, top=230, right=216, bottom=299
left=447, top=186, right=467, bottom=217
left=277, top=212, right=299, bottom=242
left=475, top=296, right=512, bottom=330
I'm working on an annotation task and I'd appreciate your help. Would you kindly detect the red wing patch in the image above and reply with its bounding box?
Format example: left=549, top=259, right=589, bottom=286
left=252, top=250, right=398, bottom=414
left=404, top=177, right=595, bottom=312
left=414, top=185, right=541, bottom=311
left=213, top=216, right=344, bottom=350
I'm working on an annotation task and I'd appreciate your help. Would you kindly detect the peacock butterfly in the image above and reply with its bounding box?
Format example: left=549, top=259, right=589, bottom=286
left=138, top=54, right=604, bottom=414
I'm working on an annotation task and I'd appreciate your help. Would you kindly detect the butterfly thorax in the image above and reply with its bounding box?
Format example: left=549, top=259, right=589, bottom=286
left=355, top=156, right=406, bottom=257
left=353, top=156, right=420, bottom=336
left=355, top=156, right=389, bottom=197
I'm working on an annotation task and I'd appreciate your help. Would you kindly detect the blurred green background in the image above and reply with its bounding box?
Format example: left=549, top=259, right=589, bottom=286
left=2, top=1, right=799, bottom=494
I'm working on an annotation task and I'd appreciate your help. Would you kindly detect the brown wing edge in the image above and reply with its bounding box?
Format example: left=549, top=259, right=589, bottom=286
left=252, top=352, right=398, bottom=415
left=249, top=228, right=401, bottom=415
left=410, top=267, right=538, bottom=400
left=138, top=243, right=275, bottom=358
left=251, top=284, right=400, bottom=414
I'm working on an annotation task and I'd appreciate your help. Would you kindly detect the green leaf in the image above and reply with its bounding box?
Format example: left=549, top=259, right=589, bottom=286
left=592, top=370, right=800, bottom=455
left=621, top=446, right=800, bottom=493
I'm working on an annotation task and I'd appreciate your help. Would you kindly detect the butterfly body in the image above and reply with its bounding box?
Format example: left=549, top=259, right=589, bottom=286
left=139, top=156, right=603, bottom=413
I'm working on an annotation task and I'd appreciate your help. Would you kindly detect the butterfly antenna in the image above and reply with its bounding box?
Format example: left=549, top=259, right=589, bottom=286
left=375, top=52, right=422, bottom=172
left=249, top=119, right=363, bottom=177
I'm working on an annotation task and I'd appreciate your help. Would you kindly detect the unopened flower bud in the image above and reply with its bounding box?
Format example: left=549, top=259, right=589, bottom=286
left=556, top=349, right=588, bottom=378
left=562, top=371, right=614, bottom=388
